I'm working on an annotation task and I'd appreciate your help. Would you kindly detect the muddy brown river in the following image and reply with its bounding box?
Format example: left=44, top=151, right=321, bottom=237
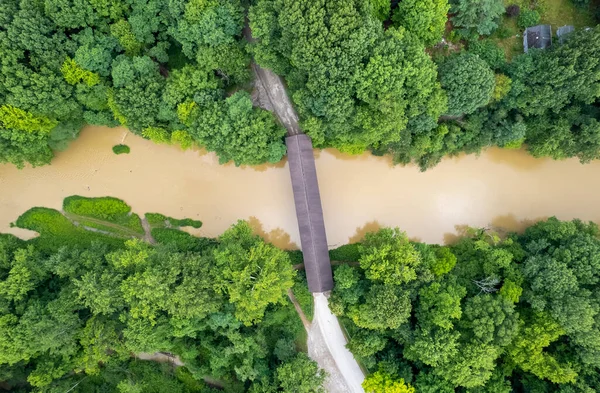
left=1, top=126, right=600, bottom=247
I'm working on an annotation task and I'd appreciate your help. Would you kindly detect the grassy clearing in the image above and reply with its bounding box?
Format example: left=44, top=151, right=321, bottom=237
left=14, top=207, right=124, bottom=252
left=64, top=213, right=143, bottom=238
left=63, top=195, right=144, bottom=234
left=491, top=16, right=523, bottom=60
left=492, top=0, right=595, bottom=58
left=537, top=0, right=595, bottom=27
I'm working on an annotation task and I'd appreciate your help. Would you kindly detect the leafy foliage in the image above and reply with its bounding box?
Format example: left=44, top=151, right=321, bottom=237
left=1, top=207, right=320, bottom=391
left=518, top=9, right=541, bottom=28
left=250, top=0, right=446, bottom=153
left=112, top=143, right=130, bottom=154
left=0, top=0, right=284, bottom=168
left=451, top=0, right=506, bottom=35
left=438, top=53, right=496, bottom=116
left=333, top=219, right=600, bottom=391
left=392, top=0, right=450, bottom=46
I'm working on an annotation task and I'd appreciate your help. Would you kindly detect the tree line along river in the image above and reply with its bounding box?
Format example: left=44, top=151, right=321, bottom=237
left=1, top=126, right=600, bottom=247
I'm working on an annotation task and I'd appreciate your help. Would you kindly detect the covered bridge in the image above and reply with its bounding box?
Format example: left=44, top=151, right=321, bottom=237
left=286, top=134, right=333, bottom=293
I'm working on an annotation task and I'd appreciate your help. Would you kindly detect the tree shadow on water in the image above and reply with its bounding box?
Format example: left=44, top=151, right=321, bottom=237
left=246, top=216, right=298, bottom=249
left=348, top=220, right=382, bottom=244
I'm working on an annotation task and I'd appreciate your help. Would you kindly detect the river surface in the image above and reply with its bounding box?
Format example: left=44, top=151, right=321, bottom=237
left=1, top=126, right=600, bottom=247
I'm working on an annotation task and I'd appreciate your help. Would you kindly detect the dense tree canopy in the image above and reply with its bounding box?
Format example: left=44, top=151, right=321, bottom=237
left=330, top=218, right=600, bottom=392
left=250, top=0, right=447, bottom=153
left=0, top=0, right=286, bottom=168
left=0, top=207, right=322, bottom=392
left=1, top=0, right=599, bottom=170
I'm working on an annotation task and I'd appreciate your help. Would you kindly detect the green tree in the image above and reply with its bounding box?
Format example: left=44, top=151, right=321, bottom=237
left=392, top=0, right=450, bottom=46
left=188, top=92, right=287, bottom=166
left=359, top=228, right=421, bottom=285
left=275, top=353, right=326, bottom=393
left=363, top=370, right=415, bottom=393
left=451, top=0, right=505, bottom=35
left=214, top=221, right=296, bottom=325
left=438, top=53, right=496, bottom=116
left=249, top=0, right=445, bottom=154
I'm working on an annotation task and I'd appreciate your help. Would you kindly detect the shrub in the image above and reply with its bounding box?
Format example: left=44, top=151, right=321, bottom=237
left=286, top=250, right=304, bottom=265
left=151, top=228, right=213, bottom=252
left=495, top=25, right=516, bottom=38
left=329, top=243, right=361, bottom=262
left=506, top=4, right=521, bottom=17
left=518, top=9, right=540, bottom=29
left=144, top=213, right=202, bottom=229
left=64, top=196, right=130, bottom=220
left=112, top=144, right=130, bottom=155
left=468, top=39, right=506, bottom=69
left=293, top=272, right=313, bottom=321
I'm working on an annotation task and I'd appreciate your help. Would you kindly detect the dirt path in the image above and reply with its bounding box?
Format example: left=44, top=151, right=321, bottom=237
left=141, top=217, right=156, bottom=244
left=287, top=289, right=311, bottom=332
left=62, top=211, right=144, bottom=238
left=243, top=21, right=302, bottom=136
left=309, top=293, right=365, bottom=393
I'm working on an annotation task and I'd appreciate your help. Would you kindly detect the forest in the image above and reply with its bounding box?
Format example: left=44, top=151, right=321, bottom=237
left=2, top=196, right=600, bottom=392
left=330, top=218, right=600, bottom=392
left=0, top=0, right=599, bottom=169
left=0, top=196, right=323, bottom=392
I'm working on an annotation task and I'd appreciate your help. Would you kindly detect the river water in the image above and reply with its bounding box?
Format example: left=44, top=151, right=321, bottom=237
left=1, top=126, right=600, bottom=247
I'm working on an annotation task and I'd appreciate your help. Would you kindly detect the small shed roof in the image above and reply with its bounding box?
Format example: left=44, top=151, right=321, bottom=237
left=557, top=25, right=575, bottom=43
left=524, top=25, right=552, bottom=53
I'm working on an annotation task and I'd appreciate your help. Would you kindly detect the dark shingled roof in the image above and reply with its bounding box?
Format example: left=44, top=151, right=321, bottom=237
left=524, top=25, right=553, bottom=53
left=286, top=134, right=333, bottom=293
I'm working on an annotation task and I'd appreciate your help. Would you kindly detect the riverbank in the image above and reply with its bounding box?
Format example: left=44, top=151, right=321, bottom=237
left=2, top=126, right=600, bottom=246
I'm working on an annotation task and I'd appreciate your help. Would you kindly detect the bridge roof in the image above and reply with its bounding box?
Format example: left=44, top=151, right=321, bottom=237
left=286, top=134, right=333, bottom=293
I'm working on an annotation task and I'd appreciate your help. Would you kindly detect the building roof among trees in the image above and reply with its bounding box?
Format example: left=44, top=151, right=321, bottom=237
left=524, top=25, right=553, bottom=52
left=286, top=134, right=333, bottom=293
left=557, top=25, right=575, bottom=43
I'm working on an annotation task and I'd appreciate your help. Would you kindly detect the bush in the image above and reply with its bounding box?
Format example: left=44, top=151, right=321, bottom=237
left=144, top=213, right=202, bottom=229
left=495, top=25, right=516, bottom=39
left=506, top=4, right=521, bottom=17
left=329, top=243, right=361, bottom=262
left=151, top=228, right=214, bottom=252
left=518, top=9, right=540, bottom=28
left=286, top=250, right=304, bottom=265
left=293, top=272, right=314, bottom=321
left=468, top=39, right=506, bottom=69
left=112, top=144, right=130, bottom=155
